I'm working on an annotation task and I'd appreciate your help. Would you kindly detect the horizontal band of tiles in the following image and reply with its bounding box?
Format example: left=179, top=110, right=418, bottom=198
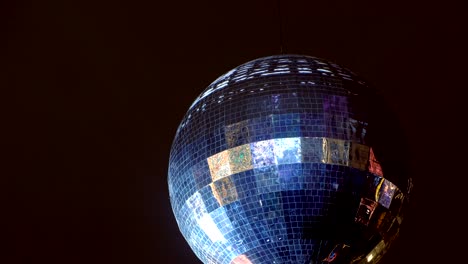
left=207, top=136, right=382, bottom=184
left=188, top=55, right=361, bottom=111
left=204, top=167, right=399, bottom=208
left=182, top=164, right=401, bottom=229
left=181, top=174, right=402, bottom=262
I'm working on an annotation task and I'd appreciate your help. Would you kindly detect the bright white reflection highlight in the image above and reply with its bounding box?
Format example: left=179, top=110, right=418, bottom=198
left=274, top=138, right=301, bottom=164
left=198, top=214, right=226, bottom=243
left=261, top=71, right=289, bottom=76
left=251, top=140, right=275, bottom=168
left=186, top=192, right=227, bottom=243
left=366, top=253, right=374, bottom=262
left=190, top=69, right=235, bottom=110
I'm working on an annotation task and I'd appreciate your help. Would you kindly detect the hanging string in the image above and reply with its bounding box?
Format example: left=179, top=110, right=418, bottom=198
left=277, top=0, right=285, bottom=54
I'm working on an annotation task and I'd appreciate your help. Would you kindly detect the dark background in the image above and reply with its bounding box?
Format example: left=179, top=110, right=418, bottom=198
left=2, top=1, right=463, bottom=263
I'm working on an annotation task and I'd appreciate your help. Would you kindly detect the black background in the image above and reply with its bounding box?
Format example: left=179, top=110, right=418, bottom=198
left=2, top=1, right=463, bottom=263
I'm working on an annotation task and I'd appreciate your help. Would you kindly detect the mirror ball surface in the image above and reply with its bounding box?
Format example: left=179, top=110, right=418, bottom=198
left=168, top=54, right=412, bottom=264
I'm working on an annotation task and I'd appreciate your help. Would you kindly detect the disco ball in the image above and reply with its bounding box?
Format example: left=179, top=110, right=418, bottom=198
left=168, top=55, right=412, bottom=264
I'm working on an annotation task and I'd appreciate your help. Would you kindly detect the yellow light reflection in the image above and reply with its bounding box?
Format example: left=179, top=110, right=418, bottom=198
left=207, top=150, right=231, bottom=181
left=210, top=177, right=238, bottom=206
left=229, top=144, right=253, bottom=175
left=375, top=178, right=384, bottom=202
left=321, top=138, right=329, bottom=163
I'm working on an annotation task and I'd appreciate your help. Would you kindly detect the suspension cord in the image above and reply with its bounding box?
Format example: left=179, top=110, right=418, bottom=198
left=277, top=0, right=285, bottom=54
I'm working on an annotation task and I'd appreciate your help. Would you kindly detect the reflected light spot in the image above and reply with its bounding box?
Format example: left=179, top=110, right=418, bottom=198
left=231, top=254, right=253, bottom=264
left=198, top=214, right=227, bottom=243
